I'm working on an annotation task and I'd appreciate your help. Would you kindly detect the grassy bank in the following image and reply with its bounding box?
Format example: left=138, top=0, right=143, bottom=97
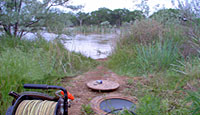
left=0, top=35, right=98, bottom=114
left=107, top=19, right=200, bottom=114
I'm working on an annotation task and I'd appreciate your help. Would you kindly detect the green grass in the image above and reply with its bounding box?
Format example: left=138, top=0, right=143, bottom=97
left=107, top=18, right=200, bottom=115
left=107, top=40, right=181, bottom=76
left=81, top=104, right=95, bottom=115
left=186, top=90, right=200, bottom=115
left=123, top=69, right=200, bottom=115
left=136, top=95, right=168, bottom=115
left=0, top=35, right=98, bottom=114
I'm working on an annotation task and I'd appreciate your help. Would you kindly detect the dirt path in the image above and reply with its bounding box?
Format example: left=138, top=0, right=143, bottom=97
left=61, top=63, right=132, bottom=115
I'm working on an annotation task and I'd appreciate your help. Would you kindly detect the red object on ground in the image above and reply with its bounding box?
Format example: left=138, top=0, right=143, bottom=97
left=61, top=91, right=75, bottom=100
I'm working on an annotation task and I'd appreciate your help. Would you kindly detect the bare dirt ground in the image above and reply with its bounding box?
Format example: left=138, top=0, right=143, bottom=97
left=60, top=58, right=200, bottom=115
left=61, top=62, right=133, bottom=115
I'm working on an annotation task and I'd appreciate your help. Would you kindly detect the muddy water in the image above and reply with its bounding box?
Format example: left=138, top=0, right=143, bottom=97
left=64, top=34, right=117, bottom=59
left=24, top=32, right=117, bottom=59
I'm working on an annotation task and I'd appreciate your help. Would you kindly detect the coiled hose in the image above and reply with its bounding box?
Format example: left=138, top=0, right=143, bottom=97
left=15, top=100, right=57, bottom=115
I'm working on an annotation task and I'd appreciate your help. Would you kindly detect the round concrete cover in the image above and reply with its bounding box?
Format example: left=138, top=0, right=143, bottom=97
left=86, top=80, right=119, bottom=91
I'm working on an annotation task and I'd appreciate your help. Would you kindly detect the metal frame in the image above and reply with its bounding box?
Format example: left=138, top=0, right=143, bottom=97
left=6, top=84, right=69, bottom=115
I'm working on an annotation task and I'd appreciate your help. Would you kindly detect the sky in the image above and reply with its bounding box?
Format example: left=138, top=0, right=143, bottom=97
left=65, top=0, right=176, bottom=14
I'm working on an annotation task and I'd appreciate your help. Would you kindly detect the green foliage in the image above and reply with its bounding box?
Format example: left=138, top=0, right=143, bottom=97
left=108, top=40, right=181, bottom=76
left=81, top=104, right=95, bottom=115
left=0, top=48, right=54, bottom=81
left=75, top=12, right=89, bottom=26
left=107, top=1, right=200, bottom=115
left=171, top=58, right=200, bottom=77
left=0, top=35, right=97, bottom=114
left=134, top=40, right=180, bottom=74
left=107, top=5, right=199, bottom=113
left=69, top=8, right=145, bottom=26
left=163, top=24, right=186, bottom=43
left=186, top=90, right=200, bottom=115
left=136, top=95, right=167, bottom=115
left=150, top=8, right=181, bottom=25
left=128, top=19, right=163, bottom=45
left=107, top=45, right=133, bottom=76
left=0, top=0, right=70, bottom=37
left=45, top=10, right=74, bottom=34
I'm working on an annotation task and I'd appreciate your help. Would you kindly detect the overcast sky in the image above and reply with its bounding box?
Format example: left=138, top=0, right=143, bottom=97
left=65, top=0, right=175, bottom=14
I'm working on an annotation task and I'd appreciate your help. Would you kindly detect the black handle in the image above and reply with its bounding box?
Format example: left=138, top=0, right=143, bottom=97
left=24, top=84, right=49, bottom=89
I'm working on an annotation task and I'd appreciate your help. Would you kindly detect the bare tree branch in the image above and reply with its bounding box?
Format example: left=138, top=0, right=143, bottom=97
left=25, top=19, right=41, bottom=27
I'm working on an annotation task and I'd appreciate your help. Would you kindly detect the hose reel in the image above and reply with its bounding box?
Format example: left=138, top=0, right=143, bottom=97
left=15, top=100, right=57, bottom=115
left=6, top=84, right=74, bottom=115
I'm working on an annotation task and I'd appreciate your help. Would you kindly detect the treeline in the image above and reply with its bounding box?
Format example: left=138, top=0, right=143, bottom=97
left=72, top=8, right=145, bottom=26
left=46, top=8, right=145, bottom=27
left=46, top=7, right=198, bottom=29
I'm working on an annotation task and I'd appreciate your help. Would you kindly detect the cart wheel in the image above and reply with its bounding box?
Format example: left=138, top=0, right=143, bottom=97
left=6, top=106, right=13, bottom=115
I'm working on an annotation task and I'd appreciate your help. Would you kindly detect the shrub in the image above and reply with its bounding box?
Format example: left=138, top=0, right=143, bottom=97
left=127, top=19, right=164, bottom=45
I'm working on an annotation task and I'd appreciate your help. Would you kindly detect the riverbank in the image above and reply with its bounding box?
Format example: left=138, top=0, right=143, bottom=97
left=106, top=19, right=200, bottom=114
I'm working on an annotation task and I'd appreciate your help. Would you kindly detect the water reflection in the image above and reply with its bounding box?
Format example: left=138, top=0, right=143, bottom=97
left=64, top=34, right=116, bottom=59
left=24, top=32, right=116, bottom=59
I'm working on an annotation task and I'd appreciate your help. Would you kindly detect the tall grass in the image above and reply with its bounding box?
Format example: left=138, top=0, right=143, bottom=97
left=0, top=35, right=97, bottom=114
left=134, top=40, right=180, bottom=74
left=108, top=40, right=180, bottom=76
left=186, top=90, right=200, bottom=115
left=107, top=17, right=200, bottom=114
left=107, top=19, right=182, bottom=76
left=136, top=95, right=167, bottom=115
left=72, top=25, right=117, bottom=35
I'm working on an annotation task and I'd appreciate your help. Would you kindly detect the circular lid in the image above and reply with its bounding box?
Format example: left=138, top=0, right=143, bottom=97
left=86, top=80, right=119, bottom=91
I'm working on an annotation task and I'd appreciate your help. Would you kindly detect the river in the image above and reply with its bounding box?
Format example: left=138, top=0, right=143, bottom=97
left=24, top=32, right=117, bottom=59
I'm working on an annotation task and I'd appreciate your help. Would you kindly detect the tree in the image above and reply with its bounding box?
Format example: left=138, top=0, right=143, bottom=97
left=134, top=0, right=149, bottom=17
left=111, top=9, right=130, bottom=26
left=75, top=12, right=89, bottom=26
left=150, top=9, right=181, bottom=25
left=90, top=8, right=112, bottom=25
left=44, top=9, right=74, bottom=34
left=128, top=10, right=145, bottom=21
left=0, top=0, right=69, bottom=38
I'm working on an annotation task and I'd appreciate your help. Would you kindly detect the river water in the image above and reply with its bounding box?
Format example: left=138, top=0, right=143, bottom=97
left=64, top=34, right=117, bottom=59
left=24, top=32, right=117, bottom=59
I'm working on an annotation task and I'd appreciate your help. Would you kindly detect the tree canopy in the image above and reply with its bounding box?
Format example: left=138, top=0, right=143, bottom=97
left=70, top=8, right=145, bottom=26
left=150, top=8, right=181, bottom=24
left=0, top=0, right=69, bottom=37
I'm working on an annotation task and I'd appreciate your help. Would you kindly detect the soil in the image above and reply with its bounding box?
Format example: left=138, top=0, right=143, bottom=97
left=61, top=62, right=133, bottom=115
